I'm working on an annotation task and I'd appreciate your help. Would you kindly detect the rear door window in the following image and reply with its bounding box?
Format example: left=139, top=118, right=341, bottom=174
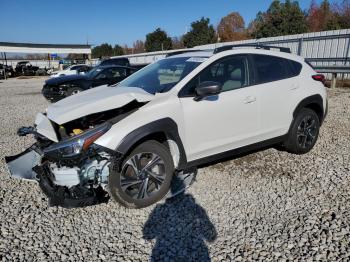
left=252, top=55, right=300, bottom=84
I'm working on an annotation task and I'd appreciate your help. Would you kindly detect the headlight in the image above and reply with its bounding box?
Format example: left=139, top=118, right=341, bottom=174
left=59, top=83, right=70, bottom=88
left=43, top=123, right=111, bottom=158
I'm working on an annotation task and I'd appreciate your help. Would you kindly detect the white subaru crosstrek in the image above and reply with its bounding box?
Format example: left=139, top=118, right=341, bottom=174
left=5, top=45, right=327, bottom=209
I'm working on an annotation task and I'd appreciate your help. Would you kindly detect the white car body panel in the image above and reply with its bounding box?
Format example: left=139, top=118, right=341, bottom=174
left=95, top=93, right=184, bottom=150
left=35, top=113, right=58, bottom=142
left=50, top=69, right=78, bottom=78
left=179, top=85, right=260, bottom=161
left=257, top=77, right=296, bottom=140
left=46, top=85, right=155, bottom=125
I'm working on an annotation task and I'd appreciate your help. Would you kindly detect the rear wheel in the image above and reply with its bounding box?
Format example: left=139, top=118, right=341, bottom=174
left=284, top=108, right=320, bottom=154
left=108, top=140, right=174, bottom=208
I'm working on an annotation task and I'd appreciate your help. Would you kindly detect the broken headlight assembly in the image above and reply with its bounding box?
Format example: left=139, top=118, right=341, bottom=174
left=44, top=122, right=111, bottom=159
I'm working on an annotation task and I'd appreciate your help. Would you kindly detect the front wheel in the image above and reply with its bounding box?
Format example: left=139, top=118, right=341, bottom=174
left=284, top=108, right=320, bottom=154
left=108, top=140, right=174, bottom=209
left=66, top=87, right=83, bottom=96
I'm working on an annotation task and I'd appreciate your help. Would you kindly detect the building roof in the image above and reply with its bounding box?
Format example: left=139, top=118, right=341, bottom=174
left=0, top=42, right=91, bottom=54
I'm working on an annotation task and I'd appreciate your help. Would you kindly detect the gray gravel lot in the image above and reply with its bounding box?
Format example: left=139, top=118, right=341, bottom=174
left=0, top=78, right=349, bottom=261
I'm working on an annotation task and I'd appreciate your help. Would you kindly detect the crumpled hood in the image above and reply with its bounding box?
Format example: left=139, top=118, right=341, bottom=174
left=47, top=85, right=155, bottom=124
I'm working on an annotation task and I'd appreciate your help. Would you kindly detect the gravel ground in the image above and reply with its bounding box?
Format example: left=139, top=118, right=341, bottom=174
left=0, top=78, right=349, bottom=261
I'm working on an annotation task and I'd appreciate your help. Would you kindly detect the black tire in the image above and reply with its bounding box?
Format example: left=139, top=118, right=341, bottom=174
left=66, top=87, right=83, bottom=96
left=284, top=108, right=320, bottom=154
left=108, top=140, right=174, bottom=209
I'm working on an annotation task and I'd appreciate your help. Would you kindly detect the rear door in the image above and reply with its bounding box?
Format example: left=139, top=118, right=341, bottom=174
left=251, top=54, right=301, bottom=139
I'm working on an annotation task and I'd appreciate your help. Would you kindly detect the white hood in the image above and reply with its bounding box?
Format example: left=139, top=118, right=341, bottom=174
left=47, top=85, right=154, bottom=124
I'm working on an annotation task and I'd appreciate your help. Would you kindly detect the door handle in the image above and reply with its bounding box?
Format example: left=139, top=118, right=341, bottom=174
left=244, top=96, right=256, bottom=104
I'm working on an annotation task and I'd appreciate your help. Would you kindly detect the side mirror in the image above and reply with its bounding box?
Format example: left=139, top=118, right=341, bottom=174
left=194, top=81, right=222, bottom=101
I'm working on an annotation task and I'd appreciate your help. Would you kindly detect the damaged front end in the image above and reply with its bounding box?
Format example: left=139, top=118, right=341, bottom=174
left=4, top=103, right=144, bottom=208
left=5, top=122, right=117, bottom=208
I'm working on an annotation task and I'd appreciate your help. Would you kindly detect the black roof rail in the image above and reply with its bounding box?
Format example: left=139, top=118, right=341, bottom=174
left=166, top=49, right=207, bottom=57
left=213, top=44, right=291, bottom=54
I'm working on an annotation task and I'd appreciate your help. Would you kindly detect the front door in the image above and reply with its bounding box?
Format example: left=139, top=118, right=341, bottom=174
left=179, top=55, right=260, bottom=162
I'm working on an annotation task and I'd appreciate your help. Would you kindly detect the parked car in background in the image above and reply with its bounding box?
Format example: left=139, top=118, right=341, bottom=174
left=99, top=57, right=130, bottom=67
left=0, top=64, right=15, bottom=79
left=50, top=64, right=92, bottom=78
left=42, top=65, right=138, bottom=102
left=15, top=61, right=40, bottom=76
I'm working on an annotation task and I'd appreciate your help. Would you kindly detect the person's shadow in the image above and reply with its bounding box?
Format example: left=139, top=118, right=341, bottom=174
left=143, top=175, right=217, bottom=261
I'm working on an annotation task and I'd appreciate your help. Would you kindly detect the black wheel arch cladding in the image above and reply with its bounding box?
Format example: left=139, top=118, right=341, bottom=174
left=293, top=94, right=324, bottom=123
left=116, top=118, right=188, bottom=170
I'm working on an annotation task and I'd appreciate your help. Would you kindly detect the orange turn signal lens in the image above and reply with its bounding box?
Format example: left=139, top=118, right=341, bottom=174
left=82, top=131, right=105, bottom=151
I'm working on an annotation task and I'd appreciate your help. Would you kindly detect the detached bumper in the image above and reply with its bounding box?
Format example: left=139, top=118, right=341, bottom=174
left=4, top=145, right=109, bottom=208
left=4, top=146, right=42, bottom=181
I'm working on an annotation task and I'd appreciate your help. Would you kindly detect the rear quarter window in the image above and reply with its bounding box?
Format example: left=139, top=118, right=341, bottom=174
left=289, top=60, right=303, bottom=76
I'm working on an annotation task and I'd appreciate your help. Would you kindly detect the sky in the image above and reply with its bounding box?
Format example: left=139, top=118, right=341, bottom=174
left=1, top=0, right=340, bottom=47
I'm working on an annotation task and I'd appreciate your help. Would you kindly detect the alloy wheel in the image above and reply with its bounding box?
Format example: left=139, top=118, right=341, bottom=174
left=296, top=115, right=317, bottom=149
left=120, top=152, right=166, bottom=200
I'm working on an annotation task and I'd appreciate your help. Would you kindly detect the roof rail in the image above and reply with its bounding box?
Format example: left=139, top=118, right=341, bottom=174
left=213, top=44, right=291, bottom=54
left=166, top=49, right=206, bottom=57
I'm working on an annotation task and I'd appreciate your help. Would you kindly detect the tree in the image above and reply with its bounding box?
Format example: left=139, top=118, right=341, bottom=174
left=171, top=37, right=185, bottom=49
left=113, top=44, right=124, bottom=56
left=335, top=0, right=350, bottom=29
left=66, top=53, right=85, bottom=60
left=306, top=0, right=339, bottom=32
left=145, top=28, right=172, bottom=52
left=217, top=12, right=248, bottom=42
left=133, top=40, right=145, bottom=54
left=183, top=17, right=216, bottom=48
left=307, top=0, right=323, bottom=32
left=250, top=0, right=308, bottom=38
left=91, top=43, right=114, bottom=59
left=25, top=53, right=47, bottom=60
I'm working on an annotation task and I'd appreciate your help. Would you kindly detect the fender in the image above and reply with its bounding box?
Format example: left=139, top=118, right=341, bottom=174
left=116, top=118, right=188, bottom=169
left=293, top=94, right=324, bottom=123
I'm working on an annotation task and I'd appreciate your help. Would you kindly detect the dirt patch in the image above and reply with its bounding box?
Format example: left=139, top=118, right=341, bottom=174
left=15, top=92, right=42, bottom=96
left=325, top=79, right=350, bottom=88
left=16, top=76, right=48, bottom=80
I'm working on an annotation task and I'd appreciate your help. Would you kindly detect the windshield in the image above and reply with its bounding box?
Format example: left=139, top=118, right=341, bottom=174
left=118, top=57, right=206, bottom=94
left=86, top=67, right=104, bottom=79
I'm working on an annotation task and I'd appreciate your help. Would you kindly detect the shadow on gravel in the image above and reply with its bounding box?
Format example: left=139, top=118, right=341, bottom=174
left=143, top=178, right=217, bottom=261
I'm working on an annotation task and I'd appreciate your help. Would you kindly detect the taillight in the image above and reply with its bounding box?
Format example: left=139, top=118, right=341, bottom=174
left=312, top=74, right=326, bottom=85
